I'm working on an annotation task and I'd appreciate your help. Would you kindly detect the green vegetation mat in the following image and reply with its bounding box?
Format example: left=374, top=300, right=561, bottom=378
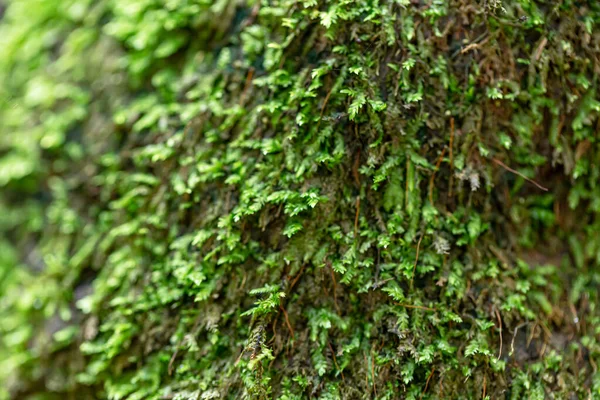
left=1, top=0, right=600, bottom=398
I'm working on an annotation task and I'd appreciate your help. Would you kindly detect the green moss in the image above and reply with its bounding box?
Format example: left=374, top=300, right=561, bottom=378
left=1, top=0, right=600, bottom=399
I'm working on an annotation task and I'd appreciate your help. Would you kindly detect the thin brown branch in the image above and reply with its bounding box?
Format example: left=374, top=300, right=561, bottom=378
left=492, top=158, right=548, bottom=191
left=429, top=148, right=447, bottom=205
left=168, top=348, right=179, bottom=376
left=279, top=304, right=294, bottom=339
left=330, top=266, right=341, bottom=315
left=371, top=351, right=377, bottom=398
left=319, top=87, right=333, bottom=120
left=448, top=118, right=455, bottom=198
left=353, top=148, right=361, bottom=186
left=527, top=323, right=537, bottom=348
left=354, top=196, right=360, bottom=237
left=234, top=348, right=246, bottom=366
left=405, top=158, right=410, bottom=208
left=489, top=245, right=510, bottom=268
left=239, top=67, right=255, bottom=104
left=289, top=264, right=305, bottom=292
left=363, top=352, right=370, bottom=392
left=461, top=33, right=491, bottom=54
left=420, top=367, right=435, bottom=400
left=316, top=86, right=334, bottom=132
left=482, top=374, right=487, bottom=399
left=328, top=342, right=345, bottom=381
left=534, top=37, right=548, bottom=61
left=271, top=314, right=279, bottom=343
left=510, top=322, right=529, bottom=356
left=410, top=233, right=424, bottom=290
left=495, top=307, right=503, bottom=360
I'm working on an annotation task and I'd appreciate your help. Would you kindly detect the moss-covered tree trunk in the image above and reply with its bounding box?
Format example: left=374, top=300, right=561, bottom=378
left=1, top=0, right=600, bottom=399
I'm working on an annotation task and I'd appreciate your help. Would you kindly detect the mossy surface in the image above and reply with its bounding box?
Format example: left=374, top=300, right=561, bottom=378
left=1, top=0, right=600, bottom=399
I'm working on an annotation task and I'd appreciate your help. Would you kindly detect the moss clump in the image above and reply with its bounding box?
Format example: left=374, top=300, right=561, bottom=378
left=1, top=0, right=600, bottom=399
